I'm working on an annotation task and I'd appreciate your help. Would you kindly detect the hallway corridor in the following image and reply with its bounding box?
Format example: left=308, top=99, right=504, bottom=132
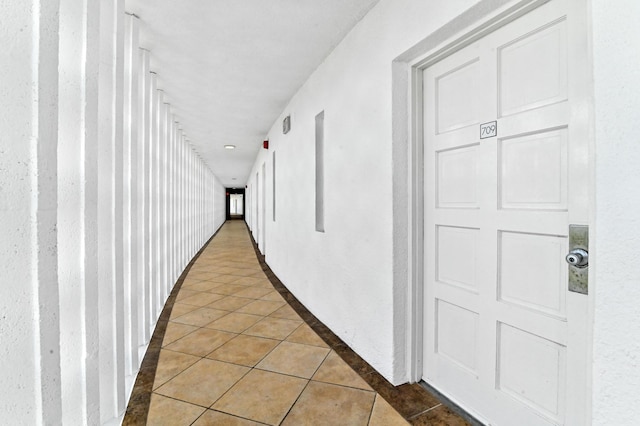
left=123, top=221, right=465, bottom=425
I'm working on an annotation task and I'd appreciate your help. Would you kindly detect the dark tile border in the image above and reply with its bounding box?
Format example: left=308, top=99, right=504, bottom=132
left=122, top=226, right=223, bottom=425
left=245, top=222, right=478, bottom=426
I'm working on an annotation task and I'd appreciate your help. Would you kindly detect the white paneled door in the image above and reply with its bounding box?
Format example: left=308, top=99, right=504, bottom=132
left=422, top=0, right=589, bottom=425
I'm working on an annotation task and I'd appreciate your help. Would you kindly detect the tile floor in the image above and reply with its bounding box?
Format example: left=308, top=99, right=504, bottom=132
left=124, top=220, right=470, bottom=425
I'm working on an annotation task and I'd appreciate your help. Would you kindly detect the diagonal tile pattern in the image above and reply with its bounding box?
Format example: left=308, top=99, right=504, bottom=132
left=129, top=220, right=468, bottom=425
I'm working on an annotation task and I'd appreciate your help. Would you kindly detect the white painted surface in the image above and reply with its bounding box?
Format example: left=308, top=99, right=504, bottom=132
left=58, top=0, right=100, bottom=422
left=421, top=3, right=590, bottom=423
left=96, top=0, right=123, bottom=419
left=3, top=0, right=640, bottom=424
left=2, top=3, right=225, bottom=424
left=123, top=0, right=381, bottom=187
left=591, top=0, right=640, bottom=424
left=247, top=0, right=482, bottom=382
left=245, top=9, right=639, bottom=425
left=1, top=1, right=61, bottom=423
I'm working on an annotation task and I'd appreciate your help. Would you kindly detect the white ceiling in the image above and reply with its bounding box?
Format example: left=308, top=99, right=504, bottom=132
left=125, top=0, right=380, bottom=188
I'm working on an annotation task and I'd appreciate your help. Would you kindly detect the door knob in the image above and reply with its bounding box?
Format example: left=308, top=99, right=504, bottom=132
left=566, top=248, right=588, bottom=268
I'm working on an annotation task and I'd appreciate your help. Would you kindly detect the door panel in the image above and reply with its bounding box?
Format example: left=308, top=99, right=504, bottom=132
left=422, top=1, right=588, bottom=424
left=437, top=58, right=482, bottom=133
left=499, top=231, right=567, bottom=317
left=497, top=322, right=566, bottom=421
left=498, top=19, right=568, bottom=117
left=499, top=129, right=568, bottom=210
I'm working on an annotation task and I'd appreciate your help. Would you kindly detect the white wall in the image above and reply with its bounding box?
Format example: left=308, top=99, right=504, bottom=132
left=248, top=3, right=640, bottom=422
left=248, top=0, right=482, bottom=383
left=1, top=1, right=225, bottom=424
left=0, top=1, right=61, bottom=424
left=591, top=0, right=640, bottom=424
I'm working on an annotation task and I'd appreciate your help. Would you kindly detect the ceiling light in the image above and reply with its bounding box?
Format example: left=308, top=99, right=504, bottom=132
left=224, top=145, right=236, bottom=150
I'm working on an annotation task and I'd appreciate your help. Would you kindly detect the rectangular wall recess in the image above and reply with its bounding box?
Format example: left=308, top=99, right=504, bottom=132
left=272, top=152, right=276, bottom=222
left=315, top=111, right=325, bottom=232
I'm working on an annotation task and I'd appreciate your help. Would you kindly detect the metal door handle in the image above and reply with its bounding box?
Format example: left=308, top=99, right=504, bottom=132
left=566, top=248, right=588, bottom=268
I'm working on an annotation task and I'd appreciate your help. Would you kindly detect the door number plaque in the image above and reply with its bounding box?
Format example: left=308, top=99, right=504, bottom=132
left=480, top=121, right=497, bottom=139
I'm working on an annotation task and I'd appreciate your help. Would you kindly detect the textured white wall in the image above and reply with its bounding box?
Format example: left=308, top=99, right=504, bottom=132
left=0, top=1, right=61, bottom=424
left=248, top=0, right=481, bottom=383
left=246, top=0, right=640, bottom=422
left=1, top=2, right=225, bottom=424
left=591, top=0, right=640, bottom=424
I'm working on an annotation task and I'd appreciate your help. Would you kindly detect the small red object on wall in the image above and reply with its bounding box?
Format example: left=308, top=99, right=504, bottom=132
left=263, top=140, right=269, bottom=149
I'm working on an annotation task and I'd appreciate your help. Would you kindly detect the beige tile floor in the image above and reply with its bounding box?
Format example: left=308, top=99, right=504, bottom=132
left=146, top=220, right=409, bottom=426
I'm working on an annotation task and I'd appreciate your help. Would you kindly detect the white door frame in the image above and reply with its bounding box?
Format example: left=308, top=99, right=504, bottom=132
left=394, top=0, right=593, bottom=397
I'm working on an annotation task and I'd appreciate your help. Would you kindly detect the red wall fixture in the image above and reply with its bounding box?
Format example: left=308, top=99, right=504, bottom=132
left=263, top=140, right=269, bottom=149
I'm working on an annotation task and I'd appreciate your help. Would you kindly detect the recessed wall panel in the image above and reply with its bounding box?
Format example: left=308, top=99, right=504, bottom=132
left=437, top=226, right=479, bottom=291
left=436, top=59, right=480, bottom=133
left=499, top=20, right=567, bottom=116
left=497, top=323, right=565, bottom=421
left=436, top=300, right=479, bottom=374
left=500, top=129, right=567, bottom=210
left=499, top=231, right=567, bottom=317
left=437, top=145, right=478, bottom=208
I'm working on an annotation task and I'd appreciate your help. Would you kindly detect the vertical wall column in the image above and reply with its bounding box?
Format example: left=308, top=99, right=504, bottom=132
left=140, top=49, right=152, bottom=346
left=150, top=79, right=159, bottom=321
left=84, top=2, right=103, bottom=423
left=0, top=1, right=61, bottom=424
left=97, top=0, right=126, bottom=421
left=161, top=103, right=170, bottom=298
left=57, top=0, right=103, bottom=423
left=3, top=4, right=226, bottom=424
left=167, top=117, right=174, bottom=285
left=123, top=12, right=141, bottom=380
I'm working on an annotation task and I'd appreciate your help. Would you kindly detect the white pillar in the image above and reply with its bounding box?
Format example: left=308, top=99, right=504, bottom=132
left=166, top=117, right=174, bottom=285
left=152, top=86, right=162, bottom=319
left=140, top=50, right=152, bottom=344
left=160, top=102, right=169, bottom=298
left=83, top=2, right=102, bottom=422
left=57, top=0, right=103, bottom=422
left=112, top=1, right=126, bottom=415
left=149, top=75, right=158, bottom=323
left=171, top=121, right=178, bottom=282
left=0, top=1, right=61, bottom=424
left=97, top=0, right=125, bottom=421
left=123, top=12, right=141, bottom=381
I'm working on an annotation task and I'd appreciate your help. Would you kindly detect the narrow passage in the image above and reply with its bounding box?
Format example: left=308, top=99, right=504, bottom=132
left=137, top=220, right=410, bottom=425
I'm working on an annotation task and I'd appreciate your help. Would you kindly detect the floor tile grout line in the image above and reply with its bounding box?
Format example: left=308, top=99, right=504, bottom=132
left=189, top=407, right=272, bottom=426
left=201, top=360, right=254, bottom=413
left=250, top=343, right=332, bottom=383
left=408, top=403, right=442, bottom=420
left=277, top=376, right=313, bottom=425
left=309, top=376, right=376, bottom=393
left=151, top=392, right=211, bottom=410
left=365, top=393, right=377, bottom=426
left=151, top=351, right=201, bottom=391
left=161, top=323, right=201, bottom=346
